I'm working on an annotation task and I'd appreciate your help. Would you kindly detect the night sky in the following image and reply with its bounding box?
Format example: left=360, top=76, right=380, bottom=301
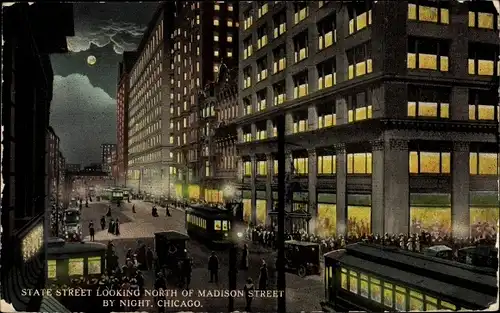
left=49, top=3, right=158, bottom=164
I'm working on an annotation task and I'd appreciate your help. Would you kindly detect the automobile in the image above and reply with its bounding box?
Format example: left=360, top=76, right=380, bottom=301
left=458, top=245, right=498, bottom=269
left=424, top=245, right=453, bottom=260
left=64, top=224, right=82, bottom=242
left=154, top=231, right=189, bottom=278
left=284, top=240, right=321, bottom=277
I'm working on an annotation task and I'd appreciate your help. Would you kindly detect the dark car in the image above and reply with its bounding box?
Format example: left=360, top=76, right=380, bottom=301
left=284, top=240, right=321, bottom=277
left=154, top=231, right=189, bottom=276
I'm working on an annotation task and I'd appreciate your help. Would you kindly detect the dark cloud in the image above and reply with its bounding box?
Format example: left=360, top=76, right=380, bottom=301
left=50, top=74, right=116, bottom=164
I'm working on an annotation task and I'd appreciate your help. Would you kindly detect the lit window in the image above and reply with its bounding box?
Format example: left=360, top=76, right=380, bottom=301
left=408, top=37, right=449, bottom=72
left=214, top=49, right=219, bottom=57
left=228, top=4, right=233, bottom=12
left=318, top=109, right=336, bottom=129
left=318, top=15, right=336, bottom=50
left=227, top=19, right=233, bottom=27
left=293, top=157, right=309, bottom=175
left=407, top=86, right=449, bottom=119
left=348, top=92, right=372, bottom=123
left=227, top=50, right=233, bottom=58
left=243, top=10, right=253, bottom=30
left=273, top=47, right=286, bottom=73
left=468, top=43, right=498, bottom=76
left=318, top=154, right=336, bottom=174
left=293, top=3, right=309, bottom=24
left=347, top=152, right=372, bottom=174
left=292, top=117, right=308, bottom=133
left=257, top=26, right=268, bottom=50
left=409, top=151, right=450, bottom=174
left=293, top=33, right=308, bottom=63
left=214, top=18, right=220, bottom=26
left=317, top=58, right=336, bottom=90
left=348, top=2, right=373, bottom=34
left=273, top=12, right=287, bottom=38
left=408, top=2, right=449, bottom=24
left=257, top=90, right=266, bottom=111
left=214, top=33, right=219, bottom=42
left=243, top=161, right=252, bottom=175
left=470, top=152, right=498, bottom=175
left=273, top=82, right=286, bottom=106
left=227, top=34, right=233, bottom=42
left=214, top=4, right=220, bottom=11
left=243, top=37, right=253, bottom=59
left=214, top=63, right=220, bottom=73
left=468, top=90, right=497, bottom=121
left=347, top=42, right=373, bottom=80
left=243, top=67, right=252, bottom=89
left=257, top=160, right=267, bottom=175
left=293, top=74, right=308, bottom=99
left=258, top=3, right=269, bottom=18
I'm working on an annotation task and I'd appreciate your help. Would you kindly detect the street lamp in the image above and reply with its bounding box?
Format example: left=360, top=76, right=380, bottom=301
left=228, top=217, right=243, bottom=312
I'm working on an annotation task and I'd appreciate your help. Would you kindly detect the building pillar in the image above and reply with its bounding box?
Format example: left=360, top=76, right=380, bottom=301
left=266, top=84, right=274, bottom=108
left=285, top=74, right=294, bottom=101
left=251, top=123, right=257, bottom=140
left=237, top=127, right=243, bottom=143
left=266, top=119, right=274, bottom=138
left=335, top=6, right=348, bottom=83
left=371, top=140, right=385, bottom=235
left=452, top=141, right=470, bottom=237
left=335, top=97, right=348, bottom=125
left=308, top=104, right=318, bottom=131
left=450, top=2, right=469, bottom=78
left=266, top=153, right=273, bottom=226
left=285, top=112, right=294, bottom=135
left=285, top=149, right=293, bottom=212
left=308, top=149, right=318, bottom=234
left=237, top=157, right=243, bottom=182
left=335, top=143, right=347, bottom=236
left=383, top=139, right=410, bottom=235
left=450, top=87, right=469, bottom=121
left=250, top=154, right=257, bottom=225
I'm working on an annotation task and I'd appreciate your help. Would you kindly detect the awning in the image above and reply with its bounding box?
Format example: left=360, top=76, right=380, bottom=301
left=39, top=296, right=71, bottom=313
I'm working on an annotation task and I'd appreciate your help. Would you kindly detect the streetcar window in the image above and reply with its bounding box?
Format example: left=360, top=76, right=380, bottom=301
left=369, top=277, right=381, bottom=303
left=349, top=270, right=358, bottom=294
left=222, top=221, right=229, bottom=231
left=228, top=221, right=231, bottom=229
left=409, top=290, right=424, bottom=311
left=47, top=260, right=57, bottom=279
left=425, top=295, right=438, bottom=311
left=395, top=286, right=407, bottom=311
left=88, top=256, right=101, bottom=274
left=203, top=219, right=206, bottom=229
left=360, top=274, right=369, bottom=298
left=383, top=282, right=394, bottom=308
left=340, top=268, right=348, bottom=290
left=214, top=220, right=222, bottom=230
left=440, top=301, right=456, bottom=311
left=69, top=258, right=84, bottom=276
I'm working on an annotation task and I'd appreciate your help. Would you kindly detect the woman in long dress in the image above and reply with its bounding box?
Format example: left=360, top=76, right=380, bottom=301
left=114, top=218, right=120, bottom=236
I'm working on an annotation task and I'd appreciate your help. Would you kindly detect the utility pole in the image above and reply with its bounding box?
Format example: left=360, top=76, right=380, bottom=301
left=228, top=212, right=237, bottom=312
left=277, top=114, right=286, bottom=312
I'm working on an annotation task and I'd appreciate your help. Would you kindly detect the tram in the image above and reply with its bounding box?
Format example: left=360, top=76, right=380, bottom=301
left=185, top=204, right=243, bottom=246
left=321, top=242, right=497, bottom=312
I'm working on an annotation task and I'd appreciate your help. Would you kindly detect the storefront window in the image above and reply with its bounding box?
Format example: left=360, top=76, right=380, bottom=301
left=243, top=198, right=251, bottom=222
left=256, top=199, right=267, bottom=225
left=317, top=193, right=337, bottom=236
left=47, top=260, right=57, bottom=279
left=222, top=221, right=229, bottom=231
left=69, top=258, right=84, bottom=276
left=214, top=220, right=222, bottom=231
left=470, top=191, right=499, bottom=238
left=175, top=184, right=183, bottom=199
left=88, top=256, right=101, bottom=274
left=188, top=185, right=200, bottom=199
left=410, top=193, right=451, bottom=236
left=347, top=194, right=371, bottom=236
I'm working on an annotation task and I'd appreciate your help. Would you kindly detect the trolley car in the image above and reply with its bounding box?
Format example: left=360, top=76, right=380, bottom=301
left=185, top=204, right=238, bottom=246
left=321, top=242, right=497, bottom=312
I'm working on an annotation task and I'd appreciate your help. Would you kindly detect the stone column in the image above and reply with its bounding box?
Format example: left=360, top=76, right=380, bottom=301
left=285, top=112, right=294, bottom=135
left=237, top=127, right=243, bottom=143
left=308, top=149, right=318, bottom=234
left=383, top=139, right=410, bottom=235
left=450, top=87, right=469, bottom=121
left=308, top=104, right=318, bottom=131
left=251, top=123, right=257, bottom=140
left=285, top=148, right=293, bottom=212
left=336, top=97, right=347, bottom=125
left=370, top=140, right=385, bottom=235
left=237, top=157, right=243, bottom=181
left=452, top=141, right=470, bottom=237
left=266, top=119, right=274, bottom=138
left=266, top=153, right=274, bottom=226
left=335, top=143, right=347, bottom=236
left=250, top=154, right=257, bottom=225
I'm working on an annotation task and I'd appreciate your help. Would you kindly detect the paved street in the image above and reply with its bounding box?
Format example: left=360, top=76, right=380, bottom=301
left=80, top=200, right=323, bottom=312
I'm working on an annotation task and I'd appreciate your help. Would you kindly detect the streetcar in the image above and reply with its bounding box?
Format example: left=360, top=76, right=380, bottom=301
left=185, top=204, right=243, bottom=247
left=321, top=242, right=497, bottom=312
left=109, top=188, right=123, bottom=202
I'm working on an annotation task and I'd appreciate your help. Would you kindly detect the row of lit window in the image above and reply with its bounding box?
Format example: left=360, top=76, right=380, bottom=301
left=129, top=120, right=161, bottom=149
left=129, top=105, right=161, bottom=141
left=130, top=20, right=164, bottom=87
left=128, top=150, right=162, bottom=165
left=218, top=105, right=239, bottom=122
left=169, top=132, right=188, bottom=146
left=129, top=63, right=162, bottom=110
left=241, top=152, right=498, bottom=176
left=408, top=52, right=500, bottom=76
left=213, top=17, right=238, bottom=28
left=170, top=118, right=189, bottom=132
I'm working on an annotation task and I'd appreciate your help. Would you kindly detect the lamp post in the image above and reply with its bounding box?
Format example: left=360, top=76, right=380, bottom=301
left=228, top=226, right=243, bottom=312
left=277, top=114, right=287, bottom=312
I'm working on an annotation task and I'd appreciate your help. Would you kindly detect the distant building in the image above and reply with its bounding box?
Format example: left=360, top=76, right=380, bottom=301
left=116, top=51, right=137, bottom=187
left=66, top=163, right=81, bottom=172
left=101, top=143, right=116, bottom=173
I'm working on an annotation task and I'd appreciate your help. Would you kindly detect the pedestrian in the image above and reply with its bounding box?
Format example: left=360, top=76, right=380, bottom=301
left=166, top=205, right=171, bottom=217
left=106, top=206, right=112, bottom=217
left=258, top=259, right=268, bottom=290
left=108, top=219, right=114, bottom=234
left=182, top=257, right=193, bottom=289
left=154, top=272, right=166, bottom=313
left=208, top=251, right=219, bottom=283
left=100, top=216, right=106, bottom=230
left=146, top=246, right=154, bottom=270
left=240, top=243, right=249, bottom=270
left=244, top=277, right=255, bottom=312
left=114, top=218, right=120, bottom=236
left=88, top=220, right=95, bottom=241
left=132, top=204, right=136, bottom=213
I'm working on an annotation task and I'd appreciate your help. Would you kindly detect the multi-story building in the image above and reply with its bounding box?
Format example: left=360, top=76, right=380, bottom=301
left=127, top=1, right=239, bottom=197
left=101, top=143, right=116, bottom=173
left=116, top=51, right=138, bottom=186
left=47, top=127, right=60, bottom=202
left=1, top=3, right=74, bottom=312
left=196, top=64, right=240, bottom=203
left=66, top=163, right=81, bottom=172
left=235, top=1, right=499, bottom=238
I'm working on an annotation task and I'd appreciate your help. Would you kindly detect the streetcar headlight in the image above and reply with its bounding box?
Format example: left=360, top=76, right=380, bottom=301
left=237, top=232, right=243, bottom=238
left=225, top=233, right=228, bottom=237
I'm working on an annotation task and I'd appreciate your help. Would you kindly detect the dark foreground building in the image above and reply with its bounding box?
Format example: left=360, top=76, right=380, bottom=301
left=1, top=3, right=74, bottom=311
left=235, top=1, right=499, bottom=238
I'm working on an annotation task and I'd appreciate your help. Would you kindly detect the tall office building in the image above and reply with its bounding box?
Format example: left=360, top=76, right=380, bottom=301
left=101, top=143, right=116, bottom=173
left=234, top=1, right=499, bottom=237
left=116, top=51, right=138, bottom=186
left=126, top=1, right=239, bottom=197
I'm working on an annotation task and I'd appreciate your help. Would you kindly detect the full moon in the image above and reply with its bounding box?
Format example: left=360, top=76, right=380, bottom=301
left=87, top=55, right=97, bottom=66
